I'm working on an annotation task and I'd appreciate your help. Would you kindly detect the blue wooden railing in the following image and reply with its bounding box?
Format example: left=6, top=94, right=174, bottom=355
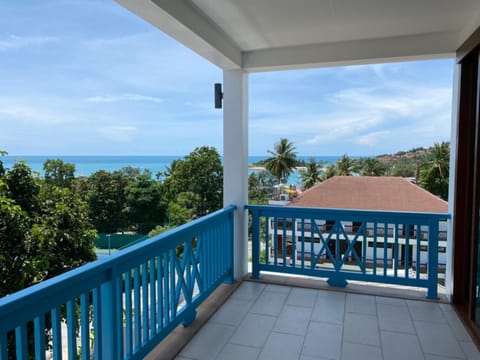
left=247, top=205, right=449, bottom=299
left=0, top=205, right=235, bottom=360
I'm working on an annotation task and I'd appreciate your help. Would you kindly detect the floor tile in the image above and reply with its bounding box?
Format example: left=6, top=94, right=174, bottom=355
left=343, top=313, right=380, bottom=346
left=424, top=355, right=463, bottom=360
left=377, top=302, right=415, bottom=333
left=346, top=293, right=376, bottom=315
left=210, top=297, right=253, bottom=326
left=179, top=323, right=235, bottom=360
left=258, top=332, right=304, bottom=360
left=286, top=287, right=318, bottom=307
left=264, top=284, right=291, bottom=294
left=172, top=283, right=477, bottom=360
left=231, top=282, right=265, bottom=301
left=460, top=341, right=480, bottom=360
left=250, top=289, right=288, bottom=316
left=414, top=320, right=464, bottom=358
left=273, top=305, right=312, bottom=336
left=381, top=331, right=424, bottom=360
left=229, top=313, right=276, bottom=348
left=442, top=310, right=472, bottom=342
left=302, top=321, right=343, bottom=359
left=407, top=300, right=446, bottom=323
left=216, top=343, right=260, bottom=360
left=438, top=303, right=455, bottom=313
left=341, top=342, right=382, bottom=360
left=311, top=291, right=345, bottom=324
left=375, top=296, right=406, bottom=306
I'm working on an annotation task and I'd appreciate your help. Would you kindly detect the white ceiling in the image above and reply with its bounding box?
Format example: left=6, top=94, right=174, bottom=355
left=117, top=0, right=480, bottom=71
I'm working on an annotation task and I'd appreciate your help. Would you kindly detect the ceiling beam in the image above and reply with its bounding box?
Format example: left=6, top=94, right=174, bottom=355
left=116, top=0, right=242, bottom=69
left=243, top=31, right=458, bottom=72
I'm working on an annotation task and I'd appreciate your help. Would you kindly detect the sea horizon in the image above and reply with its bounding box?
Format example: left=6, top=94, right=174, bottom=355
left=0, top=154, right=362, bottom=185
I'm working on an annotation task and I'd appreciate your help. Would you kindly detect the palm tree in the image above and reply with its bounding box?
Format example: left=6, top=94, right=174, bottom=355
left=336, top=154, right=355, bottom=176
left=264, top=138, right=297, bottom=183
left=323, top=164, right=337, bottom=180
left=360, top=157, right=385, bottom=176
left=300, top=159, right=322, bottom=189
left=419, top=142, right=450, bottom=200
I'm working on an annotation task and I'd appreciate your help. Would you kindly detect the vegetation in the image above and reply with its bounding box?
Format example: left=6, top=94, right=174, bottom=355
left=256, top=138, right=451, bottom=201
left=300, top=159, right=322, bottom=189
left=161, top=146, right=223, bottom=218
left=358, top=157, right=386, bottom=176
left=418, top=141, right=450, bottom=200
left=335, top=154, right=356, bottom=176
left=264, top=138, right=298, bottom=183
left=248, top=171, right=277, bottom=204
left=0, top=158, right=96, bottom=298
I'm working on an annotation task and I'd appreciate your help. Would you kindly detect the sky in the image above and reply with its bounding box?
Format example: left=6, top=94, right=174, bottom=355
left=0, top=0, right=454, bottom=157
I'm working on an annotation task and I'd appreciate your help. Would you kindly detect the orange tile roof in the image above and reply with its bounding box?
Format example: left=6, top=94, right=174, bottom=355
left=289, top=176, right=448, bottom=213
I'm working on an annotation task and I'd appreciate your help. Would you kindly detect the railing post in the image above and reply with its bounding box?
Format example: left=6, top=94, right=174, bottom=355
left=251, top=208, right=261, bottom=279
left=426, top=220, right=440, bottom=299
left=224, top=209, right=235, bottom=284
left=100, top=274, right=119, bottom=359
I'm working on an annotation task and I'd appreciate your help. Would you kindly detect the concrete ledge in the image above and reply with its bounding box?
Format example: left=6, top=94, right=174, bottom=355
left=246, top=272, right=448, bottom=303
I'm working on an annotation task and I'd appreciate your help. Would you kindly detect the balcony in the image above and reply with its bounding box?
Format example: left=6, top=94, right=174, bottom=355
left=1, top=205, right=478, bottom=359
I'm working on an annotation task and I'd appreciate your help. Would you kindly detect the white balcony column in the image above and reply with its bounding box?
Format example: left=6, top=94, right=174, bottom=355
left=445, top=62, right=460, bottom=301
left=223, top=69, right=249, bottom=279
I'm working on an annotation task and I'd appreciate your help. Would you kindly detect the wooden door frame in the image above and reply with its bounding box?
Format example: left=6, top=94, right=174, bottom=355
left=453, top=29, right=480, bottom=343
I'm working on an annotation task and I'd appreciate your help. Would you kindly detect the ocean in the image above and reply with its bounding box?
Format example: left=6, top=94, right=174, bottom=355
left=1, top=155, right=342, bottom=186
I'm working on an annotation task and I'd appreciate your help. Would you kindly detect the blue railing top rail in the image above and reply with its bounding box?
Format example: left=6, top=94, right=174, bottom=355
left=0, top=205, right=236, bottom=330
left=245, top=204, right=450, bottom=222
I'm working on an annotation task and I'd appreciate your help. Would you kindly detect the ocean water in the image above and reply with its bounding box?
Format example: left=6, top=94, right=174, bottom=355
left=1, top=155, right=341, bottom=186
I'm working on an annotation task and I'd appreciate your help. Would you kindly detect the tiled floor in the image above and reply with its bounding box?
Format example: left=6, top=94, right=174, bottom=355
left=176, top=281, right=479, bottom=360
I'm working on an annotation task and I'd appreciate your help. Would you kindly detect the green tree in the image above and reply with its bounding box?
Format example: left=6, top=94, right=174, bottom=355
left=300, top=159, right=322, bottom=189
left=248, top=171, right=276, bottom=203
left=419, top=141, right=450, bottom=200
left=31, top=187, right=97, bottom=280
left=5, top=161, right=40, bottom=214
left=85, top=170, right=130, bottom=233
left=123, top=171, right=165, bottom=233
left=336, top=155, right=356, bottom=176
left=0, top=188, right=33, bottom=297
left=323, top=164, right=337, bottom=180
left=0, top=161, right=96, bottom=296
left=43, top=159, right=76, bottom=188
left=386, top=159, right=417, bottom=177
left=148, top=224, right=174, bottom=237
left=264, top=138, right=297, bottom=183
left=0, top=150, right=7, bottom=177
left=163, top=147, right=223, bottom=217
left=360, top=157, right=385, bottom=176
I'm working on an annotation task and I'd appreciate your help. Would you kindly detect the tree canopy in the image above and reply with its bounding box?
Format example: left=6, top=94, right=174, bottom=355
left=359, top=157, right=386, bottom=176
left=300, top=159, right=323, bottom=189
left=419, top=141, right=450, bottom=200
left=0, top=160, right=96, bottom=297
left=162, top=146, right=223, bottom=219
left=264, top=138, right=297, bottom=184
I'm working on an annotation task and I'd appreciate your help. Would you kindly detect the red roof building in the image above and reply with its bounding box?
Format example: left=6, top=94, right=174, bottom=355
left=290, top=176, right=448, bottom=213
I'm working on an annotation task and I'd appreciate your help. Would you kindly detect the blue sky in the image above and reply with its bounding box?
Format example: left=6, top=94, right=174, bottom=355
left=0, top=0, right=454, bottom=157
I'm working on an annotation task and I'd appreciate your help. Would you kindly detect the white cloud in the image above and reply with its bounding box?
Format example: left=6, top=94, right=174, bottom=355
left=303, top=114, right=383, bottom=145
left=97, top=126, right=137, bottom=142
left=354, top=130, right=392, bottom=147
left=0, top=105, right=68, bottom=125
left=85, top=93, right=165, bottom=104
left=0, top=35, right=58, bottom=51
